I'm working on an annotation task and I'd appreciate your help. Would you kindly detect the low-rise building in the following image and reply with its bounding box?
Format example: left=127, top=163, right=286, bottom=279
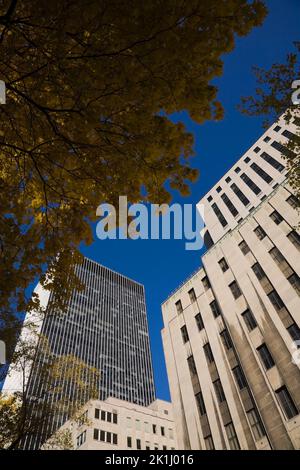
left=46, top=397, right=178, bottom=450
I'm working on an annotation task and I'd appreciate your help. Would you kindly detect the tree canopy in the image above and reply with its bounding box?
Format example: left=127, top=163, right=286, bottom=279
left=0, top=0, right=267, bottom=319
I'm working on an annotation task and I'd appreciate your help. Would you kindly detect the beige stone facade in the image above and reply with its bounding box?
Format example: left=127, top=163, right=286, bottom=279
left=47, top=397, right=178, bottom=450
left=162, top=116, right=300, bottom=450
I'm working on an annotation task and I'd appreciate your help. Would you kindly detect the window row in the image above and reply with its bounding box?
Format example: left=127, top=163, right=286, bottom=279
left=126, top=417, right=172, bottom=438
left=95, top=408, right=118, bottom=424
left=207, top=136, right=290, bottom=212
left=201, top=337, right=298, bottom=423
left=93, top=428, right=118, bottom=445
left=194, top=334, right=269, bottom=444
left=251, top=261, right=300, bottom=341
left=127, top=437, right=174, bottom=450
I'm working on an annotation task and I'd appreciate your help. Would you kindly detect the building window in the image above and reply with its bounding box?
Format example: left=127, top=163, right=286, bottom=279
left=100, top=430, right=105, bottom=442
left=207, top=195, right=213, bottom=202
left=136, top=439, right=141, bottom=450
left=270, top=210, right=283, bottom=225
left=202, top=276, right=211, bottom=291
left=274, top=125, right=281, bottom=132
left=225, top=423, right=240, bottom=450
left=269, top=246, right=285, bottom=264
left=252, top=262, right=266, bottom=281
left=282, top=129, right=299, bottom=141
left=204, top=435, right=215, bottom=450
left=77, top=430, right=86, bottom=448
left=188, top=288, right=196, bottom=303
left=269, top=247, right=293, bottom=277
left=254, top=146, right=260, bottom=153
left=203, top=343, right=214, bottom=364
left=181, top=325, right=189, bottom=344
left=254, top=225, right=267, bottom=240
left=101, top=410, right=106, bottom=421
left=95, top=408, right=100, bottom=419
left=286, top=194, right=299, bottom=209
left=204, top=230, right=214, bottom=249
left=216, top=185, right=222, bottom=193
left=146, top=445, right=150, bottom=450
left=247, top=409, right=265, bottom=440
left=268, top=290, right=285, bottom=311
left=213, top=379, right=226, bottom=403
left=275, top=386, right=298, bottom=419
left=260, top=152, right=285, bottom=172
left=195, top=312, right=204, bottom=331
left=106, top=412, right=112, bottom=423
left=152, top=424, right=157, bottom=434
left=229, top=281, right=242, bottom=299
left=294, top=117, right=300, bottom=126
left=161, top=427, right=165, bottom=437
left=154, top=445, right=159, bottom=450
left=127, top=436, right=132, bottom=448
left=257, top=343, right=275, bottom=370
left=106, top=432, right=112, bottom=443
left=212, top=202, right=228, bottom=228
left=244, top=156, right=250, bottom=163
left=169, top=428, right=174, bottom=439
left=287, top=323, right=300, bottom=341
left=250, top=162, right=273, bottom=184
left=287, top=231, right=300, bottom=250
left=219, top=257, right=229, bottom=272
left=232, top=365, right=247, bottom=390
left=163, top=445, right=167, bottom=450
left=288, top=273, right=300, bottom=296
left=113, top=412, right=118, bottom=424
left=187, top=355, right=197, bottom=376
left=93, top=428, right=99, bottom=440
left=210, top=300, right=221, bottom=318
left=220, top=329, right=233, bottom=350
left=242, top=308, right=257, bottom=331
left=234, top=167, right=241, bottom=174
left=195, top=391, right=206, bottom=416
left=240, top=173, right=261, bottom=195
left=225, top=176, right=231, bottom=183
left=239, top=240, right=250, bottom=255
left=263, top=136, right=271, bottom=143
left=175, top=300, right=183, bottom=314
left=271, top=140, right=296, bottom=159
left=221, top=192, right=239, bottom=217
left=230, top=183, right=250, bottom=207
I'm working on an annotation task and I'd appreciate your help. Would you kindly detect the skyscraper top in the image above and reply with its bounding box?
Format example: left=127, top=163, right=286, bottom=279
left=199, top=114, right=298, bottom=246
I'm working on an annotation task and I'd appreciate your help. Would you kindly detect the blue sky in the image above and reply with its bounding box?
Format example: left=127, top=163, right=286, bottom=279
left=82, top=0, right=300, bottom=401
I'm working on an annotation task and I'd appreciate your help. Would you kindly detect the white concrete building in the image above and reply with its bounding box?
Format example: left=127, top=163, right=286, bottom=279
left=47, top=397, right=178, bottom=450
left=199, top=114, right=298, bottom=247
left=162, top=116, right=300, bottom=450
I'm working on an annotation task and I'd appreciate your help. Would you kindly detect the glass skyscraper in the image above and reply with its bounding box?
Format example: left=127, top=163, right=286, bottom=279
left=17, top=257, right=155, bottom=449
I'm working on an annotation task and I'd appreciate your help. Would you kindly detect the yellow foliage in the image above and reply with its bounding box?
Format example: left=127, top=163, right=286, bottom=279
left=0, top=0, right=267, bottom=321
